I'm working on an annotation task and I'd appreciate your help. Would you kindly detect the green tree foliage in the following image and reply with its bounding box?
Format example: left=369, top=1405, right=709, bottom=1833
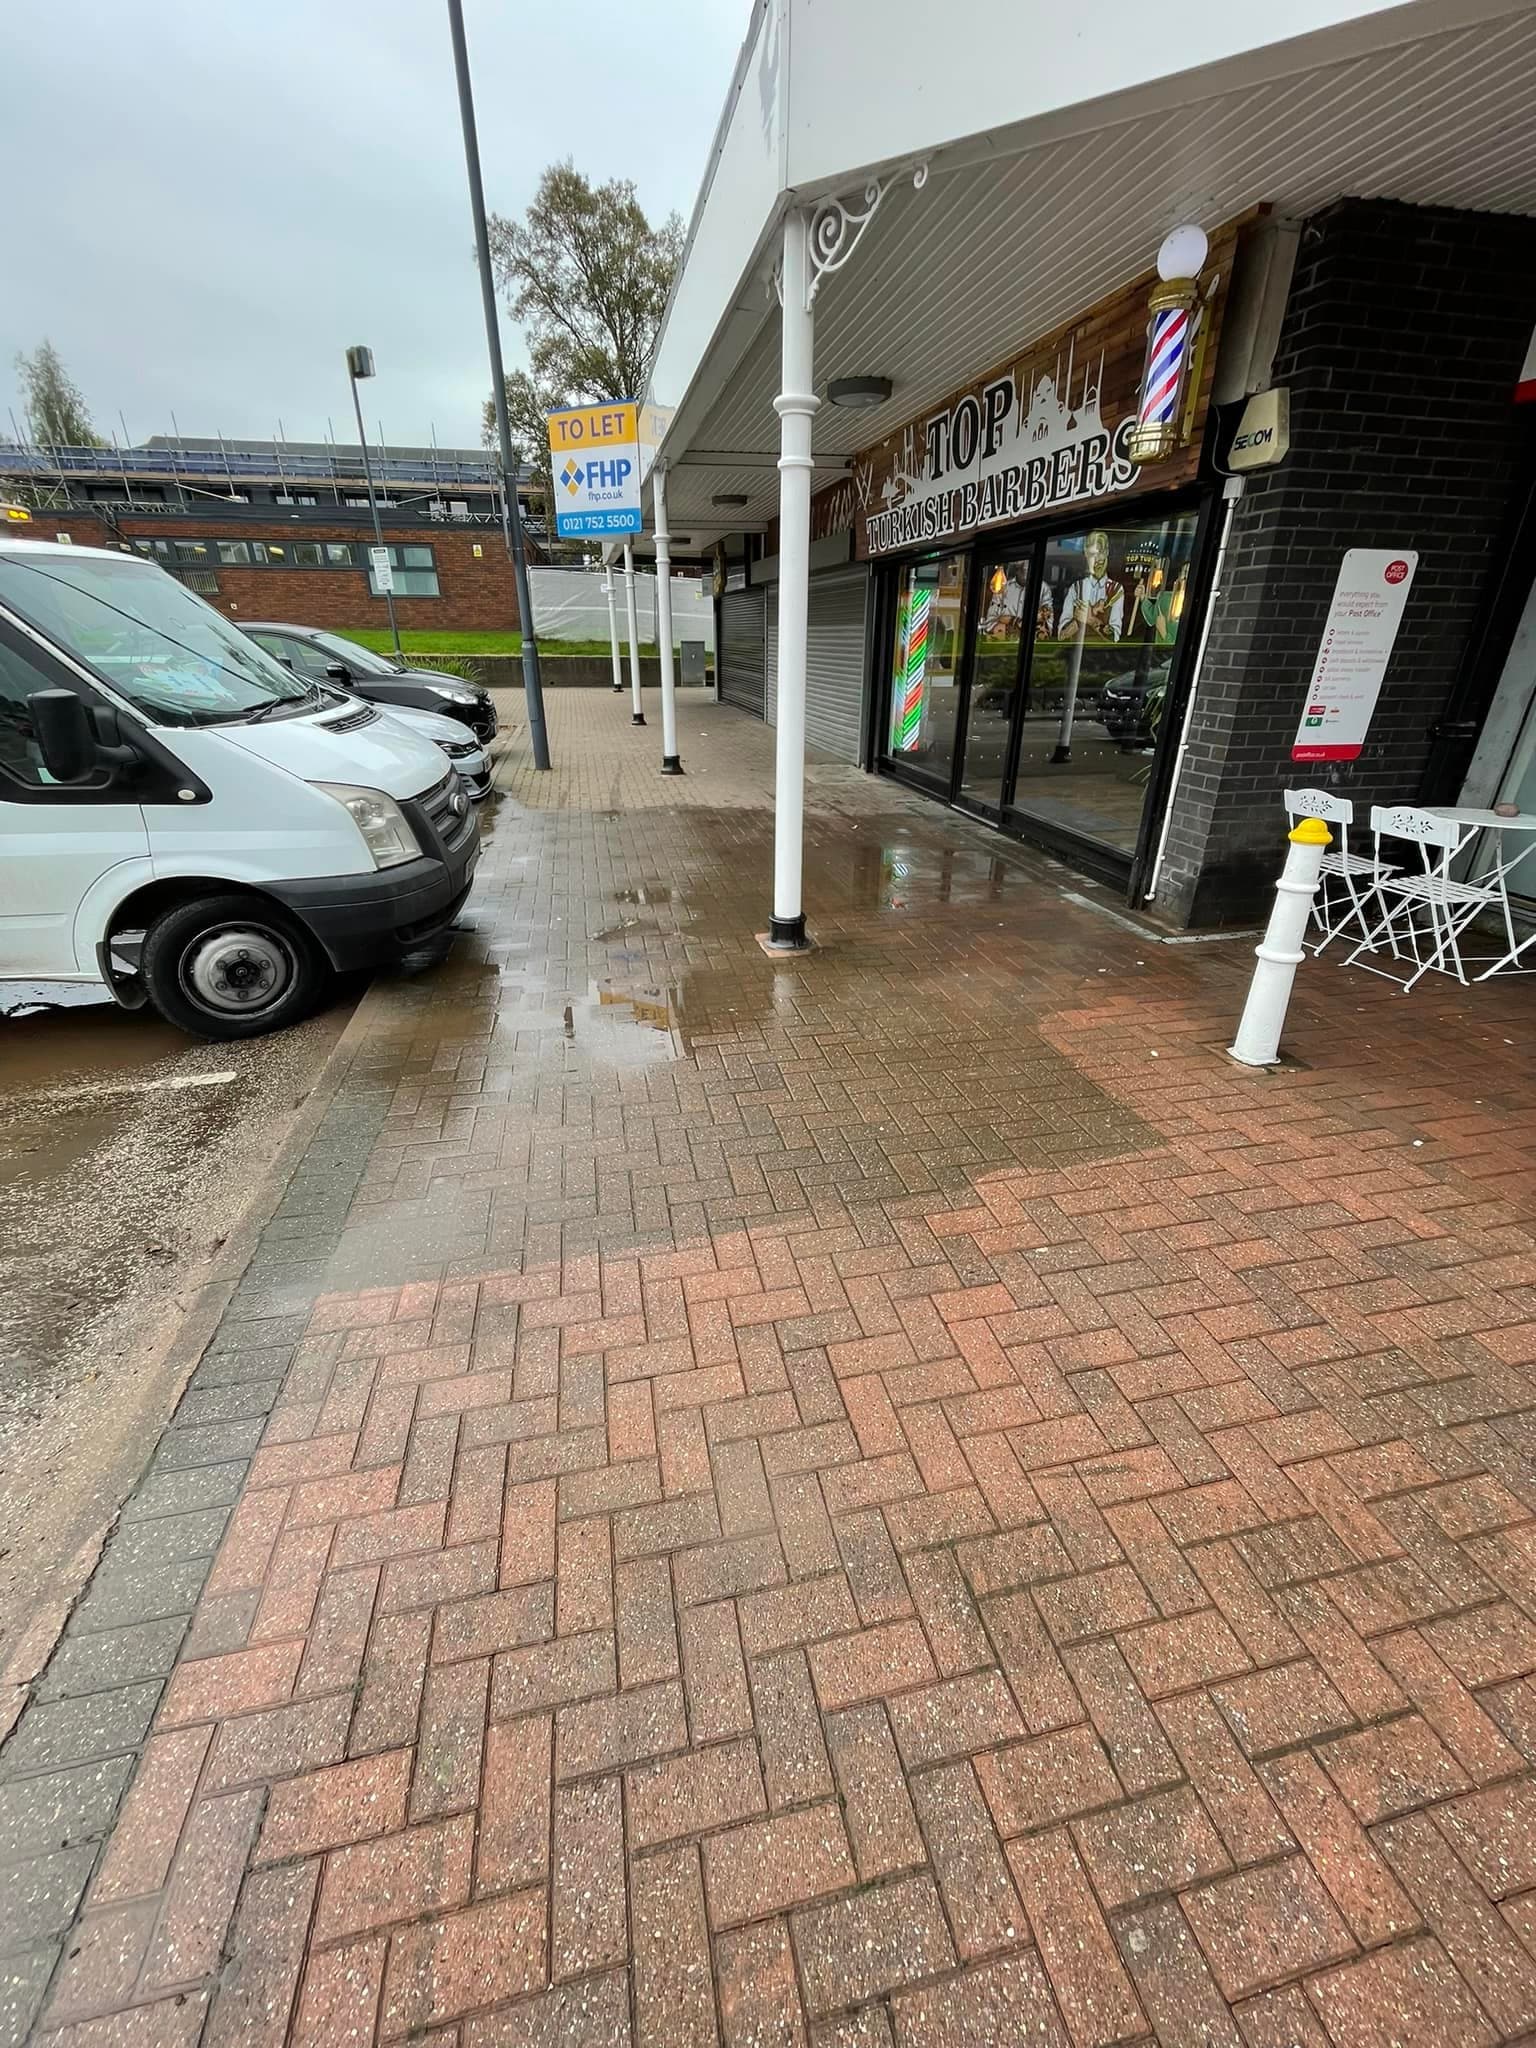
left=14, top=340, right=104, bottom=447
left=487, top=161, right=682, bottom=407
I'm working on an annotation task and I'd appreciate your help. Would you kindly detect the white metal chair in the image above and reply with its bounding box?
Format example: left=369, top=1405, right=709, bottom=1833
left=1283, top=787, right=1394, bottom=953
left=1344, top=805, right=1500, bottom=990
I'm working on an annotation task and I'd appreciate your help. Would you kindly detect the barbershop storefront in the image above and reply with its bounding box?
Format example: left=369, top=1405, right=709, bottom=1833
left=832, top=226, right=1240, bottom=897
left=820, top=199, right=1536, bottom=925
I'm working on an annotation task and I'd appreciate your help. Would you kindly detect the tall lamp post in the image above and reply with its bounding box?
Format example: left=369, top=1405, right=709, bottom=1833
left=343, top=346, right=402, bottom=663
left=446, top=0, right=551, bottom=771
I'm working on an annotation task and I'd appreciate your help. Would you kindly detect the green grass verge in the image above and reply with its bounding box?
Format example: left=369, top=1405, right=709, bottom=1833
left=343, top=628, right=660, bottom=659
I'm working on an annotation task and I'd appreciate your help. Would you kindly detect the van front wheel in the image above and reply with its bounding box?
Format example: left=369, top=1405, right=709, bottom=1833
left=140, top=894, right=328, bottom=1040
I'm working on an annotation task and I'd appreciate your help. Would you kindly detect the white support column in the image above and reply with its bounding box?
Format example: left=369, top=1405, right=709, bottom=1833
left=767, top=208, right=818, bottom=952
left=653, top=467, right=682, bottom=773
left=604, top=561, right=623, bottom=694
left=622, top=540, right=644, bottom=726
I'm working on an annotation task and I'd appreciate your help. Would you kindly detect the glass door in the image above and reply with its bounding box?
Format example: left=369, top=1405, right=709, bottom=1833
left=956, top=554, right=1036, bottom=814
left=1009, top=511, right=1199, bottom=856
left=879, top=551, right=970, bottom=790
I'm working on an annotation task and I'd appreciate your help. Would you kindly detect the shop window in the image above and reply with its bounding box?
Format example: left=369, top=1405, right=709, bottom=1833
left=1011, top=512, right=1197, bottom=854
left=881, top=552, right=967, bottom=783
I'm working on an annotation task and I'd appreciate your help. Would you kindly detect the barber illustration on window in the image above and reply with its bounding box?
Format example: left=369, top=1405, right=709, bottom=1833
left=1057, top=528, right=1124, bottom=641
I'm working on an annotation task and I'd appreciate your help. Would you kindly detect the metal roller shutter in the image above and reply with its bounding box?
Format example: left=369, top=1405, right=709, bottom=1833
left=719, top=588, right=767, bottom=717
left=805, top=570, right=869, bottom=762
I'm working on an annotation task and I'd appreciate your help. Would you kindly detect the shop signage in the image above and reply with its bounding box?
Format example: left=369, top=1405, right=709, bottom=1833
left=546, top=402, right=643, bottom=538
left=1291, top=548, right=1419, bottom=762
left=1228, top=387, right=1290, bottom=470
left=839, top=225, right=1236, bottom=561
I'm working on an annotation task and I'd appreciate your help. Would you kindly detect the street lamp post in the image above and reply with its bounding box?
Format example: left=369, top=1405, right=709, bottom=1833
left=446, top=0, right=551, bottom=772
left=343, top=346, right=402, bottom=663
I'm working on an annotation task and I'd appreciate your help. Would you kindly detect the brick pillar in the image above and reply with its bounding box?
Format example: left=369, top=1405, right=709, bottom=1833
left=1158, top=198, right=1536, bottom=926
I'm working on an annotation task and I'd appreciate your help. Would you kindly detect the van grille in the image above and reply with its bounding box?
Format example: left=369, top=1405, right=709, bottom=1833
left=416, top=772, right=477, bottom=856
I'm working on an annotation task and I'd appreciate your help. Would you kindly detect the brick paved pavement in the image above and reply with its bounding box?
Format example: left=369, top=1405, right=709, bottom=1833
left=7, top=688, right=1536, bottom=2045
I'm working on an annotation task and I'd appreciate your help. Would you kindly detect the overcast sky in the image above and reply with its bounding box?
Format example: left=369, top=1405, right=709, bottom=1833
left=3, top=0, right=749, bottom=452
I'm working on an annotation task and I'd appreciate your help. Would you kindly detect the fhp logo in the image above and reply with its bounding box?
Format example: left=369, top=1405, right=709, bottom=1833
left=561, top=455, right=633, bottom=496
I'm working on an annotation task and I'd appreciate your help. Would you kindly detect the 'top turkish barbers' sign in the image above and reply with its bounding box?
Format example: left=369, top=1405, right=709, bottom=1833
left=823, top=224, right=1237, bottom=561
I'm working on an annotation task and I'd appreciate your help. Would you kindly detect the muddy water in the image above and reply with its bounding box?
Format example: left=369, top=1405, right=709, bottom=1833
left=0, top=982, right=348, bottom=1683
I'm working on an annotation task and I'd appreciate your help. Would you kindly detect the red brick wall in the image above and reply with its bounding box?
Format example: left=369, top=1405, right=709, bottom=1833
left=9, top=515, right=521, bottom=634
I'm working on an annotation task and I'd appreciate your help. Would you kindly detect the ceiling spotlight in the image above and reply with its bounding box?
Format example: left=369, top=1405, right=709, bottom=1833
left=827, top=375, right=892, bottom=410
left=711, top=492, right=749, bottom=508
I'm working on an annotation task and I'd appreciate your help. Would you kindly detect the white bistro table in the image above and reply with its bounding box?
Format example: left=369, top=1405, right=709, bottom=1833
left=1426, top=805, right=1536, bottom=979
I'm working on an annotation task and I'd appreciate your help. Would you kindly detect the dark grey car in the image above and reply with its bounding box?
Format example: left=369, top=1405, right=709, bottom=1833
left=242, top=624, right=497, bottom=741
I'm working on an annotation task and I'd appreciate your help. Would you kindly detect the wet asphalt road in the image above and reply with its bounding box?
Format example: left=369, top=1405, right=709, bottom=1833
left=0, top=980, right=351, bottom=1699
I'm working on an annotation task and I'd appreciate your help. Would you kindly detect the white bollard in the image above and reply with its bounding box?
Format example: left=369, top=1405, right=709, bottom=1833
left=1229, top=817, right=1332, bottom=1067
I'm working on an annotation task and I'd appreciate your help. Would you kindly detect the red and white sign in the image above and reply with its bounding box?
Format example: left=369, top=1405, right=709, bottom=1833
left=1291, top=548, right=1419, bottom=763
left=1517, top=321, right=1536, bottom=404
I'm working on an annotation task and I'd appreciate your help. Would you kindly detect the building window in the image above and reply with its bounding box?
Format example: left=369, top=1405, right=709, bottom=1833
left=325, top=543, right=356, bottom=567
left=291, top=542, right=323, bottom=568
left=216, top=540, right=251, bottom=566
left=172, top=567, right=221, bottom=596
left=172, top=540, right=212, bottom=565
left=368, top=544, right=439, bottom=598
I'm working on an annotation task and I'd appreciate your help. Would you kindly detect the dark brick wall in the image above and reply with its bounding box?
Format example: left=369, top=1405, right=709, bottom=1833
left=1158, top=198, right=1536, bottom=926
left=10, top=515, right=521, bottom=634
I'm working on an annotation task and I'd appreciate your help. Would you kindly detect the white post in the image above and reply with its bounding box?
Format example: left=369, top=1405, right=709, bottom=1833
left=623, top=540, right=644, bottom=726
left=604, top=563, right=624, bottom=694
left=1229, top=818, right=1332, bottom=1066
left=653, top=467, right=682, bottom=773
left=767, top=209, right=818, bottom=951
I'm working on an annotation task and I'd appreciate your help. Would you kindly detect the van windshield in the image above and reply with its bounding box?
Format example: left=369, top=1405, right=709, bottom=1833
left=0, top=550, right=314, bottom=726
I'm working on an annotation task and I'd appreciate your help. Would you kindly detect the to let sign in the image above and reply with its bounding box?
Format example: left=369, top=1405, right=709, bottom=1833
left=1291, top=548, right=1419, bottom=762
left=547, top=402, right=643, bottom=538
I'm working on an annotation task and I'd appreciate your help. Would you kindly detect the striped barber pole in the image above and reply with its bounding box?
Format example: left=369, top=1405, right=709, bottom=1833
left=1139, top=301, right=1191, bottom=434
left=896, top=585, right=932, bottom=751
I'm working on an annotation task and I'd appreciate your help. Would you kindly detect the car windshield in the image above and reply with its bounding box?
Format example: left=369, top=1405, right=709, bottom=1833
left=0, top=551, right=313, bottom=726
left=309, top=630, right=402, bottom=677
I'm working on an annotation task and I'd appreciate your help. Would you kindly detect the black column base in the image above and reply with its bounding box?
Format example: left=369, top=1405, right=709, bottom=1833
left=611, top=685, right=623, bottom=693
left=1049, top=742, right=1072, bottom=764
left=766, top=913, right=808, bottom=950
left=661, top=756, right=684, bottom=775
left=631, top=712, right=647, bottom=727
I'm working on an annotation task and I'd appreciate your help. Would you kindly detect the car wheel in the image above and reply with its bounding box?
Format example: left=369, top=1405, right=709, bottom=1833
left=140, top=894, right=329, bottom=1040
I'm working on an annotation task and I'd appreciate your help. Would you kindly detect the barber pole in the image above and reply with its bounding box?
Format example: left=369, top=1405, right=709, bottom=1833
left=896, top=585, right=932, bottom=751
left=1129, top=284, right=1196, bottom=462
left=1128, top=224, right=1208, bottom=465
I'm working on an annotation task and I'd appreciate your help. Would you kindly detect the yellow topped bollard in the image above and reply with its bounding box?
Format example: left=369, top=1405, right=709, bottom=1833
left=1229, top=815, right=1334, bottom=1066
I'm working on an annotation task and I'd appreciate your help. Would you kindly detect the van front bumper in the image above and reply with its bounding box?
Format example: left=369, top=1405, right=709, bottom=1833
left=268, top=840, right=479, bottom=972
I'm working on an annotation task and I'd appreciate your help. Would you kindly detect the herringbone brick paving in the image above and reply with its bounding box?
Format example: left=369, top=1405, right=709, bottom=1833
left=23, top=690, right=1536, bottom=2044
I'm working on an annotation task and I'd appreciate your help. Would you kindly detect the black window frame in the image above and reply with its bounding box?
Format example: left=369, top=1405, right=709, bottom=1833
left=871, top=479, right=1221, bottom=897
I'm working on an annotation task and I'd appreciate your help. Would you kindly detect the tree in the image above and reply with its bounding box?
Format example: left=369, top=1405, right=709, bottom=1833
left=487, top=162, right=682, bottom=407
left=14, top=341, right=103, bottom=448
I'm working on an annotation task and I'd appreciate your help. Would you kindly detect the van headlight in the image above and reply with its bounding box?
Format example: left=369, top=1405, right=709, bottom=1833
left=317, top=783, right=419, bottom=869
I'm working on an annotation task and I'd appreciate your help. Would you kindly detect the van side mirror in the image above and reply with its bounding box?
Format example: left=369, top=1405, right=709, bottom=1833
left=29, top=689, right=95, bottom=782
left=324, top=660, right=351, bottom=682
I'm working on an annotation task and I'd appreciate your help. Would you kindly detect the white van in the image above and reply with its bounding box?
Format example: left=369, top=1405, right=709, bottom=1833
left=0, top=539, right=479, bottom=1038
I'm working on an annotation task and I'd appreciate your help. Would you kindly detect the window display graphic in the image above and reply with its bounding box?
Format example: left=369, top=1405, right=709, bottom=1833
left=894, top=583, right=932, bottom=752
